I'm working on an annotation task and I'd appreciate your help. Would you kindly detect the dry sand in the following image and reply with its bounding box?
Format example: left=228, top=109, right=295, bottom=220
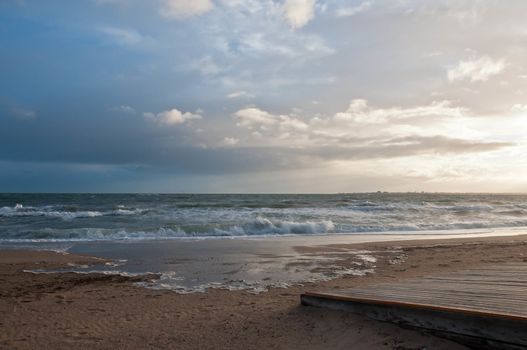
left=1, top=234, right=527, bottom=349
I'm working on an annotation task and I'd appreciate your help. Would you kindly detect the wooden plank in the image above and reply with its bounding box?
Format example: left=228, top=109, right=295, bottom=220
left=304, top=291, right=527, bottom=320
left=301, top=263, right=527, bottom=349
left=329, top=293, right=525, bottom=309
left=343, top=289, right=527, bottom=303
left=318, top=295, right=525, bottom=315
left=301, top=294, right=527, bottom=350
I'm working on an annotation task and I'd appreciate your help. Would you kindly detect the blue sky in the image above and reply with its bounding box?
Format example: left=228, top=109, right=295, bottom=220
left=1, top=0, right=527, bottom=193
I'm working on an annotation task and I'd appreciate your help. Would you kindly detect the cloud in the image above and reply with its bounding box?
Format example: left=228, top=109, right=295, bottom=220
left=1, top=96, right=516, bottom=181
left=334, top=99, right=466, bottom=123
left=225, top=99, right=516, bottom=167
left=160, top=0, right=214, bottom=19
left=447, top=56, right=506, bottom=82
left=10, top=107, right=36, bottom=120
left=301, top=136, right=512, bottom=162
left=336, top=1, right=372, bottom=17
left=234, top=31, right=333, bottom=58
left=226, top=90, right=253, bottom=99
left=7, top=0, right=527, bottom=192
left=511, top=104, right=527, bottom=113
left=423, top=52, right=443, bottom=58
left=446, top=4, right=485, bottom=23
left=144, top=108, right=202, bottom=125
left=234, top=107, right=277, bottom=127
left=189, top=56, right=224, bottom=76
left=375, top=135, right=512, bottom=156
left=112, top=105, right=135, bottom=113
left=283, top=0, right=316, bottom=29
left=0, top=139, right=511, bottom=177
left=100, top=26, right=144, bottom=46
left=234, top=107, right=308, bottom=131
left=278, top=114, right=309, bottom=130
left=222, top=137, right=239, bottom=146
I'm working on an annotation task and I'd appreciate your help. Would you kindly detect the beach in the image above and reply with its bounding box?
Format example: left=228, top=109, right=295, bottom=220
left=2, top=234, right=527, bottom=349
left=4, top=1, right=527, bottom=348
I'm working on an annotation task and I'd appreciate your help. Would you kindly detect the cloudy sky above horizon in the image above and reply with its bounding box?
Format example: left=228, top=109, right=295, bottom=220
left=1, top=0, right=527, bottom=193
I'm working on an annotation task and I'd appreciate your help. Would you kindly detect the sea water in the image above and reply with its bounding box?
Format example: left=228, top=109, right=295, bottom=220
left=2, top=193, right=527, bottom=242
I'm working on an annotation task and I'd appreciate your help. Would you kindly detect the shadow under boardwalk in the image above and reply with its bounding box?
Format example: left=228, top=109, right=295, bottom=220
left=301, top=263, right=527, bottom=349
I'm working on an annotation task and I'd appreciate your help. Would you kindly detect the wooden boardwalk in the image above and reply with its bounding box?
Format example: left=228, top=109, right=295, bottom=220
left=301, top=263, right=527, bottom=349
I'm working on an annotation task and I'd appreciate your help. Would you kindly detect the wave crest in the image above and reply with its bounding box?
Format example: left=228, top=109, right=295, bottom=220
left=0, top=204, right=144, bottom=220
left=0, top=217, right=336, bottom=242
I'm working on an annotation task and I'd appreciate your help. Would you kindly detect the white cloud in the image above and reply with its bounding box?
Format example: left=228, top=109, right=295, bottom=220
left=160, top=0, right=214, bottom=20
left=234, top=107, right=308, bottom=131
left=225, top=99, right=514, bottom=174
left=222, top=137, right=239, bottom=146
left=228, top=99, right=482, bottom=153
left=144, top=108, right=202, bottom=125
left=511, top=104, right=527, bottom=113
left=283, top=0, right=316, bottom=29
left=226, top=90, right=253, bottom=99
left=447, top=56, right=506, bottom=82
left=336, top=1, right=372, bottom=17
left=234, top=107, right=277, bottom=127
left=279, top=114, right=309, bottom=130
left=334, top=99, right=466, bottom=124
left=100, top=26, right=143, bottom=45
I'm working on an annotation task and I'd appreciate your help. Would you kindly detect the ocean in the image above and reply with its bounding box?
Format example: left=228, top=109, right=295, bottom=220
left=1, top=193, right=527, bottom=242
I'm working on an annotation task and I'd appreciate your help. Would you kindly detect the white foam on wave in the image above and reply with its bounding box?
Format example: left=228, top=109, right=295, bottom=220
left=0, top=204, right=145, bottom=220
left=0, top=216, right=336, bottom=242
left=24, top=268, right=149, bottom=278
left=0, top=205, right=102, bottom=219
left=112, top=208, right=140, bottom=215
left=165, top=217, right=335, bottom=238
left=235, top=216, right=335, bottom=235
left=137, top=273, right=292, bottom=294
left=355, top=254, right=377, bottom=264
left=0, top=206, right=103, bottom=220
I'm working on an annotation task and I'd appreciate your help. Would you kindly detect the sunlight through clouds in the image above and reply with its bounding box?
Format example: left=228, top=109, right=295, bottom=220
left=282, top=0, right=316, bottom=28
left=448, top=56, right=506, bottom=82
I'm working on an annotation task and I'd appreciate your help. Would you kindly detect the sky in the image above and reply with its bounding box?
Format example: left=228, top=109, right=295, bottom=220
left=1, top=0, right=527, bottom=193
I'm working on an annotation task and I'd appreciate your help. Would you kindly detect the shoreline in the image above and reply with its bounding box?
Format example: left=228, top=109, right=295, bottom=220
left=2, top=225, right=527, bottom=244
left=2, top=234, right=527, bottom=349
left=4, top=228, right=526, bottom=294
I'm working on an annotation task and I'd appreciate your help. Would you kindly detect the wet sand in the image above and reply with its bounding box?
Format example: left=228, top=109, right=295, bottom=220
left=2, top=234, right=527, bottom=349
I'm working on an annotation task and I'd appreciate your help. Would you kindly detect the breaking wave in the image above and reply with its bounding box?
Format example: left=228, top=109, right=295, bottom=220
left=213, top=216, right=335, bottom=236
left=0, top=204, right=143, bottom=220
left=0, top=217, right=336, bottom=242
